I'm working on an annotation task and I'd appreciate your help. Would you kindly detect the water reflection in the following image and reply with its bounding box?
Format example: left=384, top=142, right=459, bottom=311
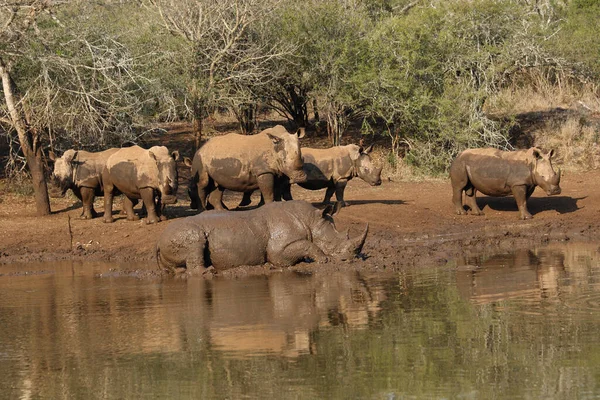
left=1, top=243, right=600, bottom=398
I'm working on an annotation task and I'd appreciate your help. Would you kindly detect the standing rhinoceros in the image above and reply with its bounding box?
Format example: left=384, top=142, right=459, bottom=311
left=450, top=147, right=561, bottom=219
left=156, top=200, right=368, bottom=274
left=188, top=125, right=306, bottom=211
left=240, top=144, right=382, bottom=207
left=103, top=145, right=180, bottom=224
left=49, top=148, right=119, bottom=219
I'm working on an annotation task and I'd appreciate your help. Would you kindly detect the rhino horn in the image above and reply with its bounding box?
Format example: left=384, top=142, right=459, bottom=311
left=554, top=167, right=562, bottom=184
left=352, top=224, right=369, bottom=253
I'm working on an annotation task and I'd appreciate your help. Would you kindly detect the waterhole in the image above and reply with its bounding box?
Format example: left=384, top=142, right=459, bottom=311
left=1, top=242, right=600, bottom=399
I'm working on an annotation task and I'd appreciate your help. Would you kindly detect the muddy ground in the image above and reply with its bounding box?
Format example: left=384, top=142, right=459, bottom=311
left=1, top=142, right=599, bottom=277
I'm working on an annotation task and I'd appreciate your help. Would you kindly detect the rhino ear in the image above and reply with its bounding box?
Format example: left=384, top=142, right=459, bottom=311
left=48, top=150, right=57, bottom=162
left=64, top=150, right=78, bottom=163
left=183, top=157, right=193, bottom=167
left=364, top=144, right=374, bottom=154
left=322, top=201, right=342, bottom=219
left=149, top=151, right=157, bottom=161
left=267, top=133, right=283, bottom=146
left=171, top=150, right=180, bottom=161
left=349, top=145, right=361, bottom=161
left=297, top=127, right=306, bottom=139
left=529, top=147, right=542, bottom=160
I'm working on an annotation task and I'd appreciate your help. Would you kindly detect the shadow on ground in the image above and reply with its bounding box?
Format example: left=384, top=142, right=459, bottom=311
left=478, top=196, right=584, bottom=215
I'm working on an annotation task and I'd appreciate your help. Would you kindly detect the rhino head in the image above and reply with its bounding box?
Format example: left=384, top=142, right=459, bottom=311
left=149, top=146, right=180, bottom=204
left=48, top=149, right=78, bottom=197
left=530, top=148, right=561, bottom=196
left=266, top=125, right=307, bottom=184
left=350, top=144, right=382, bottom=186
left=311, top=202, right=369, bottom=261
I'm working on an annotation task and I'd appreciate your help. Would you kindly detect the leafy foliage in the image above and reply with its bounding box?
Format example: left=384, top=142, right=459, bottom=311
left=1, top=0, right=599, bottom=179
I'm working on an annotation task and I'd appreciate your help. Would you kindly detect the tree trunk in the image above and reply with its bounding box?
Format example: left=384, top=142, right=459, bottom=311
left=1, top=60, right=51, bottom=216
left=27, top=147, right=51, bottom=216
left=192, top=97, right=204, bottom=151
left=238, top=103, right=257, bottom=134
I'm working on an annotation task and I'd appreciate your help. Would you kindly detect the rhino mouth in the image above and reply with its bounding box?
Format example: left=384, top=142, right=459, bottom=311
left=162, top=194, right=178, bottom=204
left=288, top=169, right=308, bottom=184
left=547, top=187, right=561, bottom=196
left=48, top=179, right=69, bottom=198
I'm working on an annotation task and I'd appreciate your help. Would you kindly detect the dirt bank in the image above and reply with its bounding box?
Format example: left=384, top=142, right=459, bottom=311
left=1, top=166, right=598, bottom=276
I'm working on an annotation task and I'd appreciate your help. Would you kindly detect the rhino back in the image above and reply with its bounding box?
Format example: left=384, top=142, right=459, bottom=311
left=199, top=133, right=276, bottom=190
left=74, top=148, right=119, bottom=189
left=459, top=149, right=535, bottom=196
left=107, top=146, right=160, bottom=196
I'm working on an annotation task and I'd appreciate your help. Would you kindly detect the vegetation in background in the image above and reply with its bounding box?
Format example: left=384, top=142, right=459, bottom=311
left=1, top=0, right=599, bottom=204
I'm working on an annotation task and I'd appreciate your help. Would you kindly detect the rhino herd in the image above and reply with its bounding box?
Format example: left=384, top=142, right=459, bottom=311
left=49, top=124, right=562, bottom=274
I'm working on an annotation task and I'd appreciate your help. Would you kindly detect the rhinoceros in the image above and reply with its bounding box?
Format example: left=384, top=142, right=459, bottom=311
left=49, top=148, right=119, bottom=219
left=102, top=145, right=180, bottom=224
left=239, top=144, right=382, bottom=207
left=450, top=147, right=561, bottom=219
left=188, top=125, right=306, bottom=211
left=156, top=200, right=369, bottom=274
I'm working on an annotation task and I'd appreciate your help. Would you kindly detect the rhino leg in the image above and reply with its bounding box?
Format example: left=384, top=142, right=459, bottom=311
left=281, top=182, right=293, bottom=201
left=322, top=184, right=336, bottom=205
left=238, top=191, right=254, bottom=207
left=269, top=240, right=329, bottom=267
left=208, top=187, right=228, bottom=211
left=141, top=187, right=160, bottom=224
left=257, top=173, right=275, bottom=203
left=80, top=187, right=98, bottom=219
left=334, top=180, right=349, bottom=207
left=512, top=185, right=533, bottom=220
left=465, top=188, right=483, bottom=216
left=103, top=177, right=115, bottom=223
left=158, top=196, right=168, bottom=221
left=123, top=196, right=140, bottom=221
left=451, top=170, right=468, bottom=216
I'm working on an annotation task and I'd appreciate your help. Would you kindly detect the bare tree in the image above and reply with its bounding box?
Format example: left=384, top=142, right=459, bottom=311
left=0, top=1, right=57, bottom=215
left=146, top=0, right=294, bottom=144
left=1, top=1, right=154, bottom=215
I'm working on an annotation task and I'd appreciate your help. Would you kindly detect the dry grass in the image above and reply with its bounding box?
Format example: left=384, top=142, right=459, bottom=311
left=535, top=117, right=600, bottom=171
left=488, top=81, right=600, bottom=172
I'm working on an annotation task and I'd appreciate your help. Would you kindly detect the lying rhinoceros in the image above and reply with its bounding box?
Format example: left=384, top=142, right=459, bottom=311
left=450, top=147, right=561, bottom=219
left=239, top=144, right=382, bottom=207
left=103, top=145, right=180, bottom=224
left=156, top=200, right=368, bottom=274
left=188, top=125, right=306, bottom=211
left=49, top=148, right=119, bottom=219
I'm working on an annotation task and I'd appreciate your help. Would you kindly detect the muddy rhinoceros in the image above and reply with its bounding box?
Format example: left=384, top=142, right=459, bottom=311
left=103, top=145, right=180, bottom=224
left=49, top=148, right=119, bottom=219
left=450, top=147, right=561, bottom=219
left=188, top=125, right=306, bottom=211
left=156, top=200, right=368, bottom=274
left=239, top=144, right=382, bottom=207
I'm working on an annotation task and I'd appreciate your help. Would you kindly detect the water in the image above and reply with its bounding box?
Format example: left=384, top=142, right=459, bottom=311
left=2, top=243, right=600, bottom=399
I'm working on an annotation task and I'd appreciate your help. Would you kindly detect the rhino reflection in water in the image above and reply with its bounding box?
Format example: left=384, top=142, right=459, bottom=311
left=450, top=147, right=561, bottom=219
left=156, top=200, right=368, bottom=274
left=205, top=271, right=387, bottom=357
left=456, top=249, right=567, bottom=305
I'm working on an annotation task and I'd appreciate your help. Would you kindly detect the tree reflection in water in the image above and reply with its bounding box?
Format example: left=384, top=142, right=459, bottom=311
left=2, top=242, right=600, bottom=399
